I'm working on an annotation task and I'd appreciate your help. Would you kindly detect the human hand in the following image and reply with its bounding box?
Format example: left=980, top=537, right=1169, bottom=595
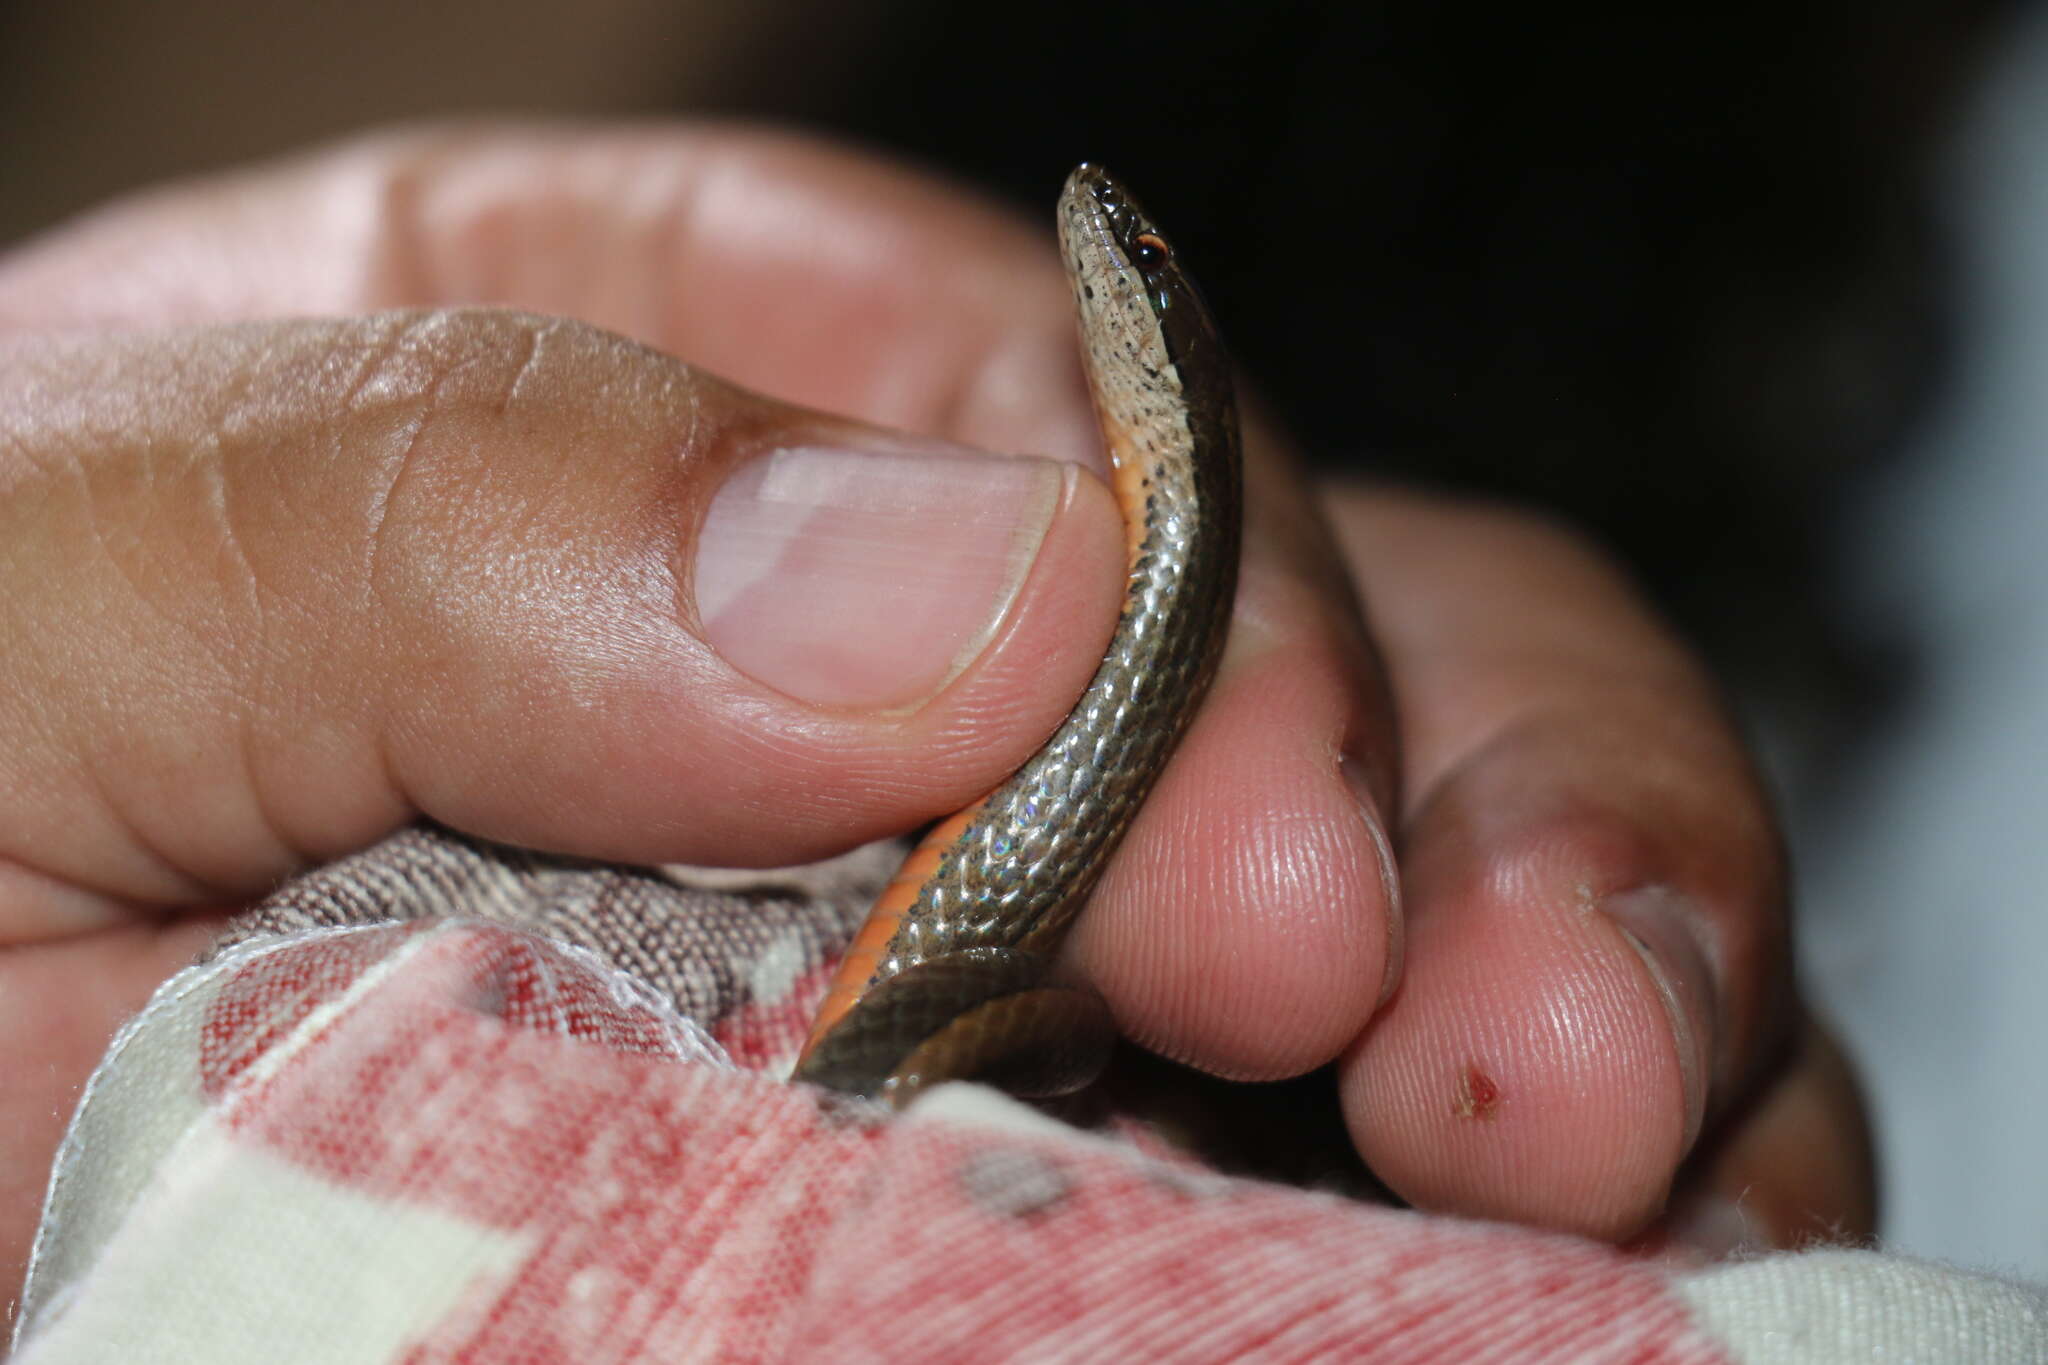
left=0, top=125, right=1870, bottom=1302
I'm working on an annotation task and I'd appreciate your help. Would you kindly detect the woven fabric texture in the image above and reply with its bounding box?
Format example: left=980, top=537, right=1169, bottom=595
left=13, top=826, right=2044, bottom=1362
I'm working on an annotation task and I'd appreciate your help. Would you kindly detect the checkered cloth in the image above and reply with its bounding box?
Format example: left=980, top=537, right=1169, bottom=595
left=12, top=826, right=2046, bottom=1361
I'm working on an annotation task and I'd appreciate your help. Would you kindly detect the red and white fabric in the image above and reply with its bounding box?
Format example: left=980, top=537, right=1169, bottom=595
left=11, top=829, right=2045, bottom=1361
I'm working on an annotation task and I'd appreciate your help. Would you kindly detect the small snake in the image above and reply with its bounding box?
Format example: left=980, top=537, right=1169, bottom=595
left=792, top=164, right=1242, bottom=1105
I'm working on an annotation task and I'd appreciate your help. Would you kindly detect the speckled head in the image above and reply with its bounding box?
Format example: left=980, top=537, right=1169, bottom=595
left=1057, top=164, right=1229, bottom=383
left=1056, top=164, right=1238, bottom=538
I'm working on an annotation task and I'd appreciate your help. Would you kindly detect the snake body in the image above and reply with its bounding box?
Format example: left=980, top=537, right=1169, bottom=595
left=792, top=165, right=1242, bottom=1104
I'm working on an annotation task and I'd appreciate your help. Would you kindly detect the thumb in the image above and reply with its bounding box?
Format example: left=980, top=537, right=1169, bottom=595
left=0, top=308, right=1125, bottom=938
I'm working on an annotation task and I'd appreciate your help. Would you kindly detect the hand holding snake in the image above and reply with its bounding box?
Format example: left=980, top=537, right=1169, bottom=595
left=0, top=127, right=1869, bottom=1303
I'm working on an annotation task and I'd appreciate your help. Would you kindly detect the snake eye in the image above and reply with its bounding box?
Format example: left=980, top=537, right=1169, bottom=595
left=1131, top=233, right=1169, bottom=269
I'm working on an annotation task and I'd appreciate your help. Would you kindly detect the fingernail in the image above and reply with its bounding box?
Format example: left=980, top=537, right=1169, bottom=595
left=1603, top=886, right=1719, bottom=1152
left=1339, top=754, right=1404, bottom=1007
left=694, top=443, right=1064, bottom=708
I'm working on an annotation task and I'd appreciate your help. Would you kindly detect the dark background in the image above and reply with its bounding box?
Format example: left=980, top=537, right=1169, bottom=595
left=820, top=1, right=2008, bottom=797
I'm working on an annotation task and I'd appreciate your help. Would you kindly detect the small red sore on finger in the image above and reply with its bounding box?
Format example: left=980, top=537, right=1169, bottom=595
left=1453, top=1063, right=1502, bottom=1120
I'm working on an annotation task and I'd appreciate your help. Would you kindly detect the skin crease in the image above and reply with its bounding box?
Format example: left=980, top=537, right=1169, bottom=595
left=0, top=124, right=1873, bottom=1307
